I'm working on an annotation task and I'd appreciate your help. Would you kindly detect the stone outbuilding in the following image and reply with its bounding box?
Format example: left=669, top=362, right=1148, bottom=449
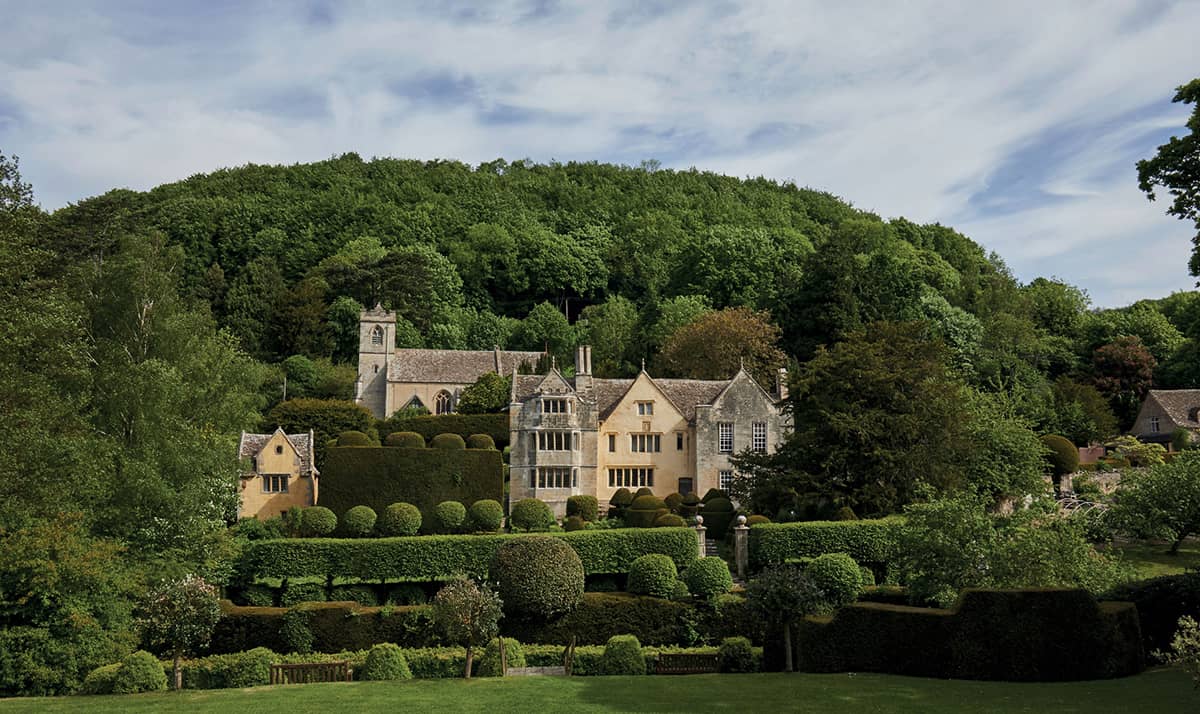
left=1130, top=389, right=1200, bottom=448
left=237, top=428, right=319, bottom=519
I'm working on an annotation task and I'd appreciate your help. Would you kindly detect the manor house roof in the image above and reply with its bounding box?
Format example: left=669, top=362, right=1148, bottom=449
left=389, top=348, right=543, bottom=384
left=511, top=374, right=732, bottom=423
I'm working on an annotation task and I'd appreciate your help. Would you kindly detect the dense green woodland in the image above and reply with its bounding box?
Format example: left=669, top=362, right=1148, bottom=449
left=0, top=77, right=1198, bottom=696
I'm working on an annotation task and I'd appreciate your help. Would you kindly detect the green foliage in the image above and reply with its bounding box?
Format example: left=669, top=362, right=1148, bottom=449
left=342, top=506, right=377, bottom=537
left=1172, top=427, right=1194, bottom=452
left=456, top=373, right=512, bottom=415
left=379, top=502, right=422, bottom=537
left=748, top=518, right=902, bottom=572
left=267, top=398, right=376, bottom=464
left=363, top=643, right=413, bottom=680
left=626, top=495, right=668, bottom=528
left=1106, top=434, right=1167, bottom=467
left=601, top=635, right=645, bottom=675
left=377, top=413, right=510, bottom=449
left=468, top=500, right=504, bottom=532
left=330, top=585, right=379, bottom=606
left=659, top=307, right=786, bottom=388
left=301, top=507, right=338, bottom=537
left=663, top=493, right=683, bottom=514
left=81, top=663, right=121, bottom=695
left=510, top=498, right=555, bottom=532
left=136, top=575, right=222, bottom=687
left=1161, top=616, right=1200, bottom=687
left=281, top=582, right=327, bottom=606
left=279, top=608, right=315, bottom=654
left=385, top=431, right=426, bottom=448
left=1137, top=78, right=1200, bottom=276
left=501, top=592, right=696, bottom=646
left=805, top=553, right=864, bottom=609
left=111, top=650, right=167, bottom=694
left=1041, top=434, right=1079, bottom=476
left=717, top=637, right=756, bottom=673
left=431, top=433, right=467, bottom=450
left=337, top=430, right=373, bottom=447
left=745, top=565, right=825, bottom=671
left=465, top=433, right=496, bottom=450
left=579, top=295, right=640, bottom=376
left=746, top=514, right=771, bottom=526
left=670, top=579, right=692, bottom=602
left=432, top=580, right=503, bottom=676
left=608, top=488, right=634, bottom=519
left=700, top=497, right=734, bottom=539
left=1092, top=337, right=1157, bottom=428
left=1105, top=572, right=1200, bottom=653
left=627, top=554, right=679, bottom=599
left=564, top=515, right=586, bottom=531
left=387, top=583, right=429, bottom=606
left=654, top=514, right=687, bottom=528
left=432, top=501, right=468, bottom=534
left=1110, top=451, right=1200, bottom=553
left=685, top=557, right=734, bottom=600
left=476, top=637, right=525, bottom=676
left=567, top=495, right=599, bottom=522
left=210, top=602, right=436, bottom=654
left=491, top=536, right=585, bottom=619
left=176, top=647, right=273, bottom=689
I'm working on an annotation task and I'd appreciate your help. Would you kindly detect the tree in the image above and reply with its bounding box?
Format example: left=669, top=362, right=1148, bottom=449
left=223, top=256, right=286, bottom=359
left=1092, top=336, right=1157, bottom=428
left=431, top=579, right=503, bottom=679
left=511, top=301, right=575, bottom=365
left=644, top=294, right=712, bottom=352
left=1111, top=451, right=1200, bottom=554
left=136, top=575, right=221, bottom=690
left=1046, top=377, right=1119, bottom=445
left=578, top=295, right=639, bottom=376
left=272, top=277, right=333, bottom=358
left=1137, top=78, right=1200, bottom=276
left=744, top=565, right=824, bottom=672
left=266, top=398, right=376, bottom=465
left=456, top=372, right=511, bottom=414
left=658, top=307, right=786, bottom=388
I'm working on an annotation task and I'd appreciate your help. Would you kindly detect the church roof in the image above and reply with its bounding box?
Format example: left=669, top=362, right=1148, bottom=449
left=238, top=428, right=318, bottom=475
left=511, top=373, right=732, bottom=422
left=389, top=348, right=543, bottom=384
left=1143, top=389, right=1200, bottom=429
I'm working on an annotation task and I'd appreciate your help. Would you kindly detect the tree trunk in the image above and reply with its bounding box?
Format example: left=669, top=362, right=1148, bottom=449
left=783, top=620, right=794, bottom=673
left=499, top=637, right=507, bottom=677
left=173, top=653, right=183, bottom=691
left=465, top=644, right=473, bottom=679
left=1169, top=530, right=1191, bottom=555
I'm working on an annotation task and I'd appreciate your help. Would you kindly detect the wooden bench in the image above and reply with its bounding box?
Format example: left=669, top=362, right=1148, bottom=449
left=654, top=653, right=719, bottom=675
left=269, top=661, right=352, bottom=685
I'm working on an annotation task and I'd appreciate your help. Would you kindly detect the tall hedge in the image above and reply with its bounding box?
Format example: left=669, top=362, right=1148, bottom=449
left=236, top=528, right=698, bottom=582
left=378, top=413, right=510, bottom=449
left=748, top=518, right=902, bottom=572
left=210, top=601, right=438, bottom=654
left=318, top=446, right=502, bottom=525
left=267, top=398, right=376, bottom=464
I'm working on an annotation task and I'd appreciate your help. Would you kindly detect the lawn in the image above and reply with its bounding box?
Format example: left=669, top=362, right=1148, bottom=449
left=1, top=669, right=1194, bottom=713
left=1107, top=539, right=1200, bottom=579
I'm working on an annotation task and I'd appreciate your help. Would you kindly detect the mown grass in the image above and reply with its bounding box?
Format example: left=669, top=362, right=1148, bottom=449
left=1107, top=539, right=1200, bottom=580
left=1, top=669, right=1194, bottom=713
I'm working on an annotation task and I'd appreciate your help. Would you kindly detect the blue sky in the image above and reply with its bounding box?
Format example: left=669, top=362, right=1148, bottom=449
left=1, top=1, right=1198, bottom=307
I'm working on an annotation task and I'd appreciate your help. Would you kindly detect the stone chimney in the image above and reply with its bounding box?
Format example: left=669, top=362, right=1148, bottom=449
left=575, top=345, right=593, bottom=392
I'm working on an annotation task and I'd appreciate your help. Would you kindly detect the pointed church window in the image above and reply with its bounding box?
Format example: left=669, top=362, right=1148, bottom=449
left=371, top=325, right=384, bottom=346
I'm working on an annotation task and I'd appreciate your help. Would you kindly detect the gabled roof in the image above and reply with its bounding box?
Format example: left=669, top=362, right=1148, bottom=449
left=1143, top=389, right=1200, bottom=429
left=707, top=367, right=779, bottom=410
left=238, top=428, right=318, bottom=475
left=389, top=348, right=543, bottom=384
left=511, top=371, right=732, bottom=423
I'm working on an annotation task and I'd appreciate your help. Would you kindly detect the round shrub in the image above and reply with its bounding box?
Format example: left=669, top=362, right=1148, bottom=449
left=280, top=582, right=326, bottom=606
left=602, top=635, right=645, bottom=675
left=432, top=501, right=467, bottom=533
left=239, top=584, right=276, bottom=607
left=490, top=536, right=585, bottom=618
left=469, top=499, right=504, bottom=532
left=384, top=431, right=426, bottom=448
left=466, top=433, right=496, bottom=450
left=680, top=492, right=701, bottom=516
left=224, top=647, right=273, bottom=688
left=701, top=497, right=735, bottom=538
left=386, top=583, right=428, bottom=606
left=510, top=498, right=555, bottom=532
left=685, top=556, right=734, bottom=600
left=300, top=506, right=337, bottom=537
left=1041, top=434, right=1079, bottom=478
left=634, top=487, right=655, bottom=498
left=860, top=566, right=877, bottom=588
left=626, top=495, right=668, bottom=528
left=337, top=430, right=373, bottom=447
left=342, top=505, right=377, bottom=537
left=664, top=492, right=683, bottom=514
left=670, top=579, right=692, bottom=602
left=430, top=433, right=467, bottom=450
left=627, top=554, right=679, bottom=598
left=567, top=495, right=599, bottom=522
left=476, top=637, right=526, bottom=676
left=564, top=515, right=586, bottom=531
left=379, top=502, right=422, bottom=536
left=330, top=584, right=378, bottom=606
left=279, top=608, right=314, bottom=653
left=718, top=637, right=756, bottom=673
left=608, top=488, right=634, bottom=518
left=82, top=663, right=121, bottom=695
left=701, top=488, right=727, bottom=503
left=653, top=513, right=685, bottom=528
left=806, top=553, right=864, bottom=608
left=363, top=643, right=413, bottom=680
left=833, top=506, right=858, bottom=521
left=112, top=650, right=167, bottom=694
left=746, top=514, right=771, bottom=526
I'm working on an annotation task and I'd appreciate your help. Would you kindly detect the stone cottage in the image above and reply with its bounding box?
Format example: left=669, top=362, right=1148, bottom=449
left=237, top=428, right=319, bottom=519
left=1130, top=389, right=1200, bottom=448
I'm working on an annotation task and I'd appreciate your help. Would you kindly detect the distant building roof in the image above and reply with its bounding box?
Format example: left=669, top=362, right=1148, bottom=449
left=1143, top=389, right=1200, bottom=430
left=511, top=373, right=733, bottom=423
left=389, top=348, right=543, bottom=384
left=238, top=428, right=318, bottom=475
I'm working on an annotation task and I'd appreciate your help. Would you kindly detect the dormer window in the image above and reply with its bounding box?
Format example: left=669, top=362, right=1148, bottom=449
left=1150, top=417, right=1160, bottom=433
left=275, top=445, right=284, bottom=455
left=542, top=398, right=569, bottom=414
left=637, top=401, right=654, bottom=416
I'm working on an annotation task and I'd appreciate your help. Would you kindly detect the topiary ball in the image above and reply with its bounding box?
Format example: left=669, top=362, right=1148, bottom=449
left=490, top=536, right=584, bottom=618
left=337, top=430, right=373, bottom=447
left=701, top=488, right=727, bottom=503
left=685, top=556, right=734, bottom=600
left=475, top=637, right=526, bottom=677
left=718, top=637, right=756, bottom=673
left=384, top=431, right=426, bottom=448
left=670, top=579, right=692, bottom=602
left=363, top=643, right=412, bottom=681
left=111, top=650, right=167, bottom=694
left=679, top=492, right=701, bottom=516
left=566, top=495, right=599, bottom=522
left=301, top=506, right=337, bottom=537
left=564, top=515, right=587, bottom=531
left=601, top=635, right=645, bottom=675
left=746, top=514, right=771, bottom=526
left=466, top=433, right=496, bottom=450
left=81, top=664, right=121, bottom=695
left=806, top=552, right=864, bottom=609
left=654, top=513, right=687, bottom=528
left=379, top=502, right=422, bottom=536
left=469, top=499, right=504, bottom=532
left=1041, top=434, right=1079, bottom=477
left=342, top=505, right=377, bottom=537
left=608, top=488, right=634, bottom=518
left=227, top=647, right=273, bottom=688
left=634, top=487, right=655, bottom=498
left=664, top=492, right=684, bottom=514
left=509, top=498, right=555, bottom=532
left=432, top=501, right=467, bottom=533
left=626, top=495, right=668, bottom=528
left=701, top=497, right=734, bottom=539
left=430, top=433, right=467, bottom=450
left=627, top=554, right=679, bottom=598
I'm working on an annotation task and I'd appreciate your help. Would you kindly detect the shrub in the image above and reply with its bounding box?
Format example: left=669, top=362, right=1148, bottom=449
left=342, top=506, right=377, bottom=537
left=670, top=580, right=691, bottom=602
left=469, top=500, right=504, bottom=532
left=510, top=498, right=555, bottom=532
left=805, top=553, right=864, bottom=608
left=564, top=515, right=586, bottom=531
left=338, top=430, right=373, bottom=447
left=702, top=497, right=735, bottom=539
left=627, top=554, right=678, bottom=599
left=431, top=433, right=467, bottom=450
left=279, top=609, right=315, bottom=654
left=432, top=580, right=503, bottom=677
left=685, top=557, right=734, bottom=600
left=491, top=536, right=585, bottom=618
left=746, top=515, right=771, bottom=526
left=476, top=637, right=525, bottom=676
left=180, top=647, right=273, bottom=689
left=330, top=584, right=378, bottom=606
left=432, top=501, right=468, bottom=534
left=81, top=663, right=121, bottom=695
left=718, top=637, right=756, bottom=673
left=502, top=592, right=697, bottom=646
left=679, top=493, right=701, bottom=517
left=466, top=434, right=496, bottom=450
left=112, top=650, right=167, bottom=694
left=379, top=502, right=422, bottom=537
left=239, top=584, right=276, bottom=607
left=1104, top=572, right=1200, bottom=652
left=363, top=643, right=412, bottom=680
left=567, top=495, right=600, bottom=522
left=664, top=493, right=683, bottom=514
left=280, top=582, right=326, bottom=606
left=859, top=566, right=877, bottom=588
left=1041, top=434, right=1079, bottom=478
left=833, top=506, right=858, bottom=521
left=635, top=487, right=655, bottom=498
left=301, top=506, right=338, bottom=537
left=378, top=413, right=509, bottom=449
left=654, top=513, right=686, bottom=528
left=701, top=488, right=727, bottom=503
left=1162, top=616, right=1200, bottom=688
left=384, top=431, right=426, bottom=448
left=748, top=518, right=902, bottom=572
left=386, top=583, right=428, bottom=606
left=602, top=635, right=645, bottom=675
left=608, top=488, right=634, bottom=518
left=626, top=495, right=668, bottom=528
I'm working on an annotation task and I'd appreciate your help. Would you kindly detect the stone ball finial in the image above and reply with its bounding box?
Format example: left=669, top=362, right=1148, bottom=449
left=695, top=515, right=704, bottom=525
left=736, top=515, right=747, bottom=526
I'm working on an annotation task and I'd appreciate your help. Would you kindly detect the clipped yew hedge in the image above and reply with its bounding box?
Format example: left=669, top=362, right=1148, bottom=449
left=748, top=517, right=902, bottom=572
left=236, top=528, right=698, bottom=583
left=210, top=601, right=439, bottom=655
left=378, top=413, right=510, bottom=448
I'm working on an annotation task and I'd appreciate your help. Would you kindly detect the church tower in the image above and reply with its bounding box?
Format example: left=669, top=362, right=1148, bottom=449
left=356, top=304, right=395, bottom=418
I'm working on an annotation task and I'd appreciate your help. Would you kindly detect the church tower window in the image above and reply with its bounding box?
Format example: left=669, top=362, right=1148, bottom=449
left=370, top=325, right=384, bottom=346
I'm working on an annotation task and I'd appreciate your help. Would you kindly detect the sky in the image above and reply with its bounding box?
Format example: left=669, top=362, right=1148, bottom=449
left=1, top=1, right=1198, bottom=307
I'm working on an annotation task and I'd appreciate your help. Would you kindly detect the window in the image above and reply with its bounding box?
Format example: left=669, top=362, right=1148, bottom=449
left=677, top=477, right=693, bottom=495
left=719, top=470, right=734, bottom=491
left=1150, top=416, right=1160, bottom=433
left=275, top=444, right=284, bottom=455
left=534, top=467, right=573, bottom=489
left=608, top=467, right=654, bottom=488
left=752, top=422, right=767, bottom=452
left=718, top=422, right=734, bottom=453
left=630, top=433, right=661, bottom=453
left=608, top=434, right=616, bottom=452
left=542, top=398, right=569, bottom=414
left=637, top=401, right=654, bottom=416
left=537, top=431, right=572, bottom=451
left=263, top=474, right=289, bottom=493
left=676, top=432, right=684, bottom=451
left=434, top=391, right=453, bottom=415
left=370, top=325, right=384, bottom=346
